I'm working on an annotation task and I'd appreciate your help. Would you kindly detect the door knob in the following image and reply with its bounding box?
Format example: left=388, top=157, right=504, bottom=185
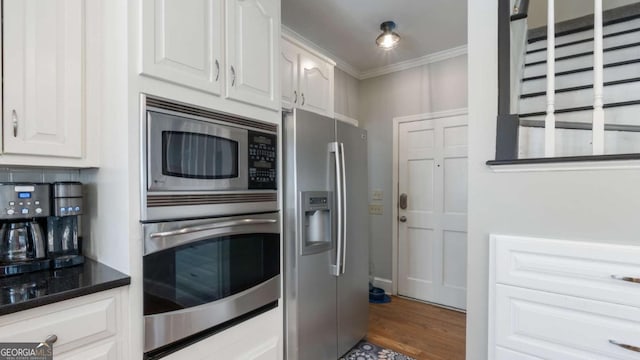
left=399, top=216, right=407, bottom=222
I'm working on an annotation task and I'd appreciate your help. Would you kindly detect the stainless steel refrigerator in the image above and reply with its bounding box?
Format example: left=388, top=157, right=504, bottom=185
left=283, top=108, right=369, bottom=360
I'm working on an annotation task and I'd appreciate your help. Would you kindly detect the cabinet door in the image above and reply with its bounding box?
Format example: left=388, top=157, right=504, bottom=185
left=225, top=0, right=279, bottom=110
left=298, top=50, right=334, bottom=117
left=3, top=0, right=84, bottom=158
left=280, top=40, right=298, bottom=110
left=141, top=0, right=223, bottom=95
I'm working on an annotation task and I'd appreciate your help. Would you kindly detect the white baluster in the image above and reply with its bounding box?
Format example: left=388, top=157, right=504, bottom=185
left=545, top=0, right=556, bottom=157
left=593, top=0, right=605, bottom=155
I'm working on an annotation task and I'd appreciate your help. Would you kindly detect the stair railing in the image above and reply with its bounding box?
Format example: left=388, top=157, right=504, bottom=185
left=544, top=0, right=556, bottom=157
left=593, top=0, right=605, bottom=155
left=543, top=0, right=605, bottom=157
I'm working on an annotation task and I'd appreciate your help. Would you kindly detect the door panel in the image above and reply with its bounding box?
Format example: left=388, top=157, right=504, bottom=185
left=141, top=0, right=222, bottom=95
left=284, top=109, right=338, bottom=360
left=299, top=50, right=333, bottom=117
left=225, top=0, right=279, bottom=110
left=336, top=121, right=369, bottom=357
left=280, top=39, right=298, bottom=109
left=397, top=115, right=468, bottom=309
left=3, top=0, right=83, bottom=158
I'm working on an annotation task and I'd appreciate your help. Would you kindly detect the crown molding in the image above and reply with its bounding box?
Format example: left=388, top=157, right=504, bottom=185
left=281, top=25, right=467, bottom=81
left=359, top=45, right=468, bottom=80
left=281, top=25, right=361, bottom=78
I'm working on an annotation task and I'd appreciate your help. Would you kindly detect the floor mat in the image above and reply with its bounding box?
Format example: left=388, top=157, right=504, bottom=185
left=339, top=340, right=416, bottom=360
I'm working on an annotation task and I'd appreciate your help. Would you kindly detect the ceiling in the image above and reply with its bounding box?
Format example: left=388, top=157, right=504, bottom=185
left=281, top=0, right=468, bottom=74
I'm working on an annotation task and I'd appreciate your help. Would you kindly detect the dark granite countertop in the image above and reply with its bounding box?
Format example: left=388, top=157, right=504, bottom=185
left=0, top=258, right=130, bottom=316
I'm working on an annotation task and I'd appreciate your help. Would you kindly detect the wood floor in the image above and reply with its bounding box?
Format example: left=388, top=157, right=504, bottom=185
left=366, top=296, right=466, bottom=360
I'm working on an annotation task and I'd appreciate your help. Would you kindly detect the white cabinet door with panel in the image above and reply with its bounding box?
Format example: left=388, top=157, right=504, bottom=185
left=280, top=36, right=334, bottom=117
left=298, top=49, right=333, bottom=117
left=280, top=40, right=298, bottom=109
left=0, top=287, right=128, bottom=358
left=225, top=0, right=280, bottom=111
left=141, top=0, right=223, bottom=95
left=3, top=0, right=84, bottom=158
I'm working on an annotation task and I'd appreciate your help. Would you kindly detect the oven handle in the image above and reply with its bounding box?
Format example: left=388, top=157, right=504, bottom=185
left=149, top=219, right=277, bottom=239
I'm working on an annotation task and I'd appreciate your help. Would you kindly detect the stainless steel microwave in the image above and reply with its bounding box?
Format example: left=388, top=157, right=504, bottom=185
left=141, top=95, right=278, bottom=221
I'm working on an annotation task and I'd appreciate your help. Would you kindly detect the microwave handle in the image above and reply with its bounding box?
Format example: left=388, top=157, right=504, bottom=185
left=150, top=219, right=277, bottom=239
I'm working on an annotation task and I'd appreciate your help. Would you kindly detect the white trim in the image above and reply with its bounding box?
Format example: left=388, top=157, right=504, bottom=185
left=334, top=113, right=359, bottom=127
left=391, top=108, right=468, bottom=297
left=281, top=25, right=468, bottom=80
left=360, top=45, right=468, bottom=80
left=372, top=277, right=393, bottom=295
left=282, top=26, right=340, bottom=66
left=489, top=159, right=640, bottom=172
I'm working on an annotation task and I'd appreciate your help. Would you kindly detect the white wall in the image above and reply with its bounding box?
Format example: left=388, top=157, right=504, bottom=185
left=528, top=0, right=639, bottom=28
left=334, top=68, right=360, bottom=120
left=358, top=55, right=468, bottom=282
left=467, top=1, right=640, bottom=359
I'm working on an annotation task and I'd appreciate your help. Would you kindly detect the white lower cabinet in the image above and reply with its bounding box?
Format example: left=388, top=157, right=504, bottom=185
left=162, top=306, right=282, bottom=360
left=490, top=235, right=640, bottom=360
left=0, top=287, right=128, bottom=359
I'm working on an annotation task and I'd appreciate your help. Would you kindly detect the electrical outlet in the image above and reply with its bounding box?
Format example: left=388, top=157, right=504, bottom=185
left=372, top=190, right=383, bottom=201
left=368, top=204, right=383, bottom=215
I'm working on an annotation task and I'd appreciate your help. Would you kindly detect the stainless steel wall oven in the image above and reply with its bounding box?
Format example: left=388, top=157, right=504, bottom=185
left=140, top=96, right=280, bottom=357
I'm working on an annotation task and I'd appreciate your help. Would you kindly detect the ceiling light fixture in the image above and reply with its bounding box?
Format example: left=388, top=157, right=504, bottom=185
left=376, top=21, right=400, bottom=50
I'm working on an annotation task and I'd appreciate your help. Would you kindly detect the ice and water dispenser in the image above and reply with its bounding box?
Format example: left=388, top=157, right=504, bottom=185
left=299, top=191, right=332, bottom=255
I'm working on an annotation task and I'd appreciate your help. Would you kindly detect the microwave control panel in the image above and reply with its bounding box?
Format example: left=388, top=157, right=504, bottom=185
left=248, top=131, right=277, bottom=189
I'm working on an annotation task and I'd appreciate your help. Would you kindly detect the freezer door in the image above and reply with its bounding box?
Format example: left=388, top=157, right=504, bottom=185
left=284, top=109, right=338, bottom=360
left=336, top=121, right=370, bottom=356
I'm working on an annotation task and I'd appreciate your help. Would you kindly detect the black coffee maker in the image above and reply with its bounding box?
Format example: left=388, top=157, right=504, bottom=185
left=0, top=183, right=51, bottom=276
left=47, top=182, right=85, bottom=268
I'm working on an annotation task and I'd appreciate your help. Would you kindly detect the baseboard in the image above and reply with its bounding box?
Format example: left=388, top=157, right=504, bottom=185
left=372, top=277, right=393, bottom=295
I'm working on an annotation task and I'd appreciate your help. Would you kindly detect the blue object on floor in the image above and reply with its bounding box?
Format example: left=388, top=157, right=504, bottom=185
left=369, top=287, right=391, bottom=304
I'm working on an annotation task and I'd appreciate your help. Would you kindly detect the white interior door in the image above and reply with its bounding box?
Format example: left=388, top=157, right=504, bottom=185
left=397, top=115, right=468, bottom=310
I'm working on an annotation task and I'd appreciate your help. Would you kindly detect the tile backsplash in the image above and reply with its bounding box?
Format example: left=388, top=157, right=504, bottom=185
left=0, top=167, right=81, bottom=183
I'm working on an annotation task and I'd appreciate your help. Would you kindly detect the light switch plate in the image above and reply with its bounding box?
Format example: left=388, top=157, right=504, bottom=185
left=368, top=204, right=383, bottom=215
left=372, top=190, right=383, bottom=201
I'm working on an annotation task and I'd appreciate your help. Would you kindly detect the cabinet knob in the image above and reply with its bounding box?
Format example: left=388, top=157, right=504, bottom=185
left=214, top=60, right=220, bottom=82
left=301, top=93, right=305, bottom=106
left=45, top=334, right=58, bottom=345
left=230, top=66, right=236, bottom=87
left=12, top=110, right=18, bottom=137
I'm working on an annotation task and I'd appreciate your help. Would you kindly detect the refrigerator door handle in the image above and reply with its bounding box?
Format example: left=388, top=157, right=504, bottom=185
left=329, top=142, right=343, bottom=277
left=339, top=142, right=347, bottom=275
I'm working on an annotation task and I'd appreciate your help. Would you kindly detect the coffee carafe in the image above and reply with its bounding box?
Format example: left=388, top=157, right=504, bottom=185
left=0, top=183, right=51, bottom=276
left=47, top=182, right=84, bottom=268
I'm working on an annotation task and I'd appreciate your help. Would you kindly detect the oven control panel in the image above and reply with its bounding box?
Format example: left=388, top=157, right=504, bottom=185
left=248, top=131, right=277, bottom=189
left=0, top=183, right=51, bottom=219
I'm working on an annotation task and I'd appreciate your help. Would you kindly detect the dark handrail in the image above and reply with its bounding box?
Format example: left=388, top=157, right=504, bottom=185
left=511, top=0, right=530, bottom=21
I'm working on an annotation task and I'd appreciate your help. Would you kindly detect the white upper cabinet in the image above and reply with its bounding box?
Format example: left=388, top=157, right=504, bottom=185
left=141, top=0, right=223, bottom=96
left=3, top=0, right=84, bottom=158
left=280, top=40, right=298, bottom=109
left=225, top=0, right=280, bottom=110
left=280, top=36, right=334, bottom=117
left=299, top=50, right=333, bottom=117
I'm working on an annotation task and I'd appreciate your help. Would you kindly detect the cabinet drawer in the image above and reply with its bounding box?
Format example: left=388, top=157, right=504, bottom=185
left=0, top=293, right=117, bottom=355
left=495, top=284, right=640, bottom=360
left=496, top=347, right=542, bottom=360
left=493, top=235, right=640, bottom=307
left=163, top=306, right=282, bottom=360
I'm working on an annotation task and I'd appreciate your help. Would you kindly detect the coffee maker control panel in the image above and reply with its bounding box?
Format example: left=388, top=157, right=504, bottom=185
left=0, top=184, right=50, bottom=219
